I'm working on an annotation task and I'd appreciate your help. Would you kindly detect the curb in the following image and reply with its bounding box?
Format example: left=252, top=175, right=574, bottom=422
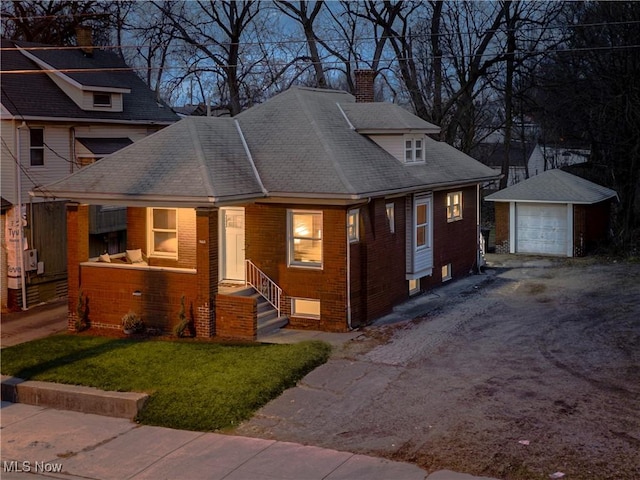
left=0, top=375, right=148, bottom=420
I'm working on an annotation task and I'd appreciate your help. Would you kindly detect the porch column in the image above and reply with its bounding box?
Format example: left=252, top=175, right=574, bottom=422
left=195, top=207, right=219, bottom=337
left=66, top=203, right=89, bottom=331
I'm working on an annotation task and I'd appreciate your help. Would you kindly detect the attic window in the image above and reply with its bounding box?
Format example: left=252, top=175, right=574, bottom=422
left=93, top=92, right=112, bottom=107
left=404, top=135, right=424, bottom=163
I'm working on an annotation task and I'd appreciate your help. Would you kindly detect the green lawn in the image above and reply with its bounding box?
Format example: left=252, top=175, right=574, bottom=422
left=0, top=335, right=331, bottom=431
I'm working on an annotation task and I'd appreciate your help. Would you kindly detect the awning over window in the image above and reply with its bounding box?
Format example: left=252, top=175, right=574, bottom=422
left=76, top=137, right=133, bottom=156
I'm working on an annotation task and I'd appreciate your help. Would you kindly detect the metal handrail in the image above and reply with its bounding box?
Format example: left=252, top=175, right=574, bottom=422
left=245, top=259, right=282, bottom=317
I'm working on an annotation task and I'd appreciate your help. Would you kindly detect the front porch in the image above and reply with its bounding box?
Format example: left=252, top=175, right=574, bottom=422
left=66, top=204, right=288, bottom=341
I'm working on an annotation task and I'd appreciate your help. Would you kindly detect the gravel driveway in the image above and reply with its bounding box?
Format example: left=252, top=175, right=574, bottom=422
left=233, top=257, right=640, bottom=480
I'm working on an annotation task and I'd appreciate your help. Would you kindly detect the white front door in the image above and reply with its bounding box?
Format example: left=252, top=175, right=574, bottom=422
left=221, top=207, right=245, bottom=282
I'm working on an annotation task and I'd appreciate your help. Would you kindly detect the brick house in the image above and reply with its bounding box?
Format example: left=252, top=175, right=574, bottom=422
left=33, top=75, right=499, bottom=340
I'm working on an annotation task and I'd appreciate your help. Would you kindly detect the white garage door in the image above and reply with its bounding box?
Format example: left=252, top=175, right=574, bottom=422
left=516, top=203, right=568, bottom=255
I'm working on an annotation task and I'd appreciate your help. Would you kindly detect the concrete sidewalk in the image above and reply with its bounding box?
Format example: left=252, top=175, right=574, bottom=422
left=1, top=402, right=429, bottom=480
left=1, top=300, right=498, bottom=480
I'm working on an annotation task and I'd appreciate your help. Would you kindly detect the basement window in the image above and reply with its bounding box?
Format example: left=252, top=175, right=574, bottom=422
left=291, top=298, right=320, bottom=319
left=442, top=263, right=452, bottom=282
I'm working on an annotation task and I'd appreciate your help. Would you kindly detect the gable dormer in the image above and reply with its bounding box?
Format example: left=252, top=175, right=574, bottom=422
left=338, top=102, right=439, bottom=165
left=17, top=46, right=130, bottom=113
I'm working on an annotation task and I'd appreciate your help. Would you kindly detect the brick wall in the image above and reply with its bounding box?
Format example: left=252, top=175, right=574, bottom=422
left=215, top=294, right=256, bottom=340
left=494, top=202, right=510, bottom=254
left=67, top=203, right=89, bottom=330
left=127, top=207, right=196, bottom=269
left=422, top=187, right=480, bottom=291
left=79, top=264, right=197, bottom=333
left=349, top=197, right=408, bottom=327
left=195, top=208, right=218, bottom=337
left=574, top=201, right=611, bottom=256
left=245, top=203, right=348, bottom=332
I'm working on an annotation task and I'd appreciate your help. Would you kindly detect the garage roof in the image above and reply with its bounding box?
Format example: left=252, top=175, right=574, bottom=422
left=485, top=169, right=618, bottom=204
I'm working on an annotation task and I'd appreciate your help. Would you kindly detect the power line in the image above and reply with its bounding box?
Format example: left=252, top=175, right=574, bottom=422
left=2, top=19, right=640, bottom=52
left=2, top=43, right=640, bottom=76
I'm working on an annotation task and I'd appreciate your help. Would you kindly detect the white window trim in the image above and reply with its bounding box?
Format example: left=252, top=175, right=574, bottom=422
left=386, top=203, right=395, bottom=233
left=347, top=209, right=360, bottom=243
left=415, top=197, right=431, bottom=251
left=404, top=135, right=425, bottom=164
left=287, top=209, right=323, bottom=269
left=291, top=297, right=321, bottom=319
left=148, top=208, right=178, bottom=259
left=93, top=92, right=112, bottom=107
left=29, top=127, right=45, bottom=167
left=447, top=191, right=463, bottom=222
left=442, top=263, right=452, bottom=282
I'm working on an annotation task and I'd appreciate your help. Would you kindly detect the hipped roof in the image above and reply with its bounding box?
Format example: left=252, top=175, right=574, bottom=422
left=485, top=168, right=618, bottom=204
left=33, top=87, right=499, bottom=207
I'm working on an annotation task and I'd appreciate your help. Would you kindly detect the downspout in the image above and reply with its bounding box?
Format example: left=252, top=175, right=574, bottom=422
left=16, top=122, right=28, bottom=310
left=476, top=184, right=483, bottom=273
left=346, top=220, right=352, bottom=330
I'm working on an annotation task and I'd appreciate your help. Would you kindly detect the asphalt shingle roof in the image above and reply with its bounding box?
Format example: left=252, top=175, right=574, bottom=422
left=34, top=86, right=499, bottom=205
left=485, top=169, right=618, bottom=204
left=340, top=102, right=440, bottom=132
left=1, top=39, right=178, bottom=123
left=76, top=137, right=133, bottom=155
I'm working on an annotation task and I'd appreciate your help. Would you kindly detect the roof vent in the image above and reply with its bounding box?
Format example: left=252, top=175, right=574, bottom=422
left=354, top=69, right=376, bottom=103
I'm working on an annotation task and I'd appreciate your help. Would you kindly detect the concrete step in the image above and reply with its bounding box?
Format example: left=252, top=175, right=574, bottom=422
left=257, top=316, right=289, bottom=337
left=1, top=375, right=148, bottom=420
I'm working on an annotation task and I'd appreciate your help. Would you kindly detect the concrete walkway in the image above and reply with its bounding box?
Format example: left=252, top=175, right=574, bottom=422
left=1, top=299, right=498, bottom=480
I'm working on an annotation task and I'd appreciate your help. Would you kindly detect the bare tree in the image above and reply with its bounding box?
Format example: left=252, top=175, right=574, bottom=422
left=2, top=0, right=114, bottom=46
left=275, top=1, right=327, bottom=88
left=152, top=0, right=263, bottom=115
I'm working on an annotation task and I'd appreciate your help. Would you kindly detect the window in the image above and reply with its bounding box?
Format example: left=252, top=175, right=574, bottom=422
left=408, top=279, right=420, bottom=295
left=386, top=203, right=395, bottom=233
left=404, top=135, right=424, bottom=163
left=149, top=208, right=177, bottom=258
left=93, top=92, right=112, bottom=107
left=416, top=200, right=429, bottom=249
left=447, top=191, right=463, bottom=221
left=29, top=128, right=44, bottom=166
left=347, top=209, right=359, bottom=243
left=288, top=210, right=322, bottom=268
left=291, top=298, right=321, bottom=319
left=442, top=263, right=452, bottom=282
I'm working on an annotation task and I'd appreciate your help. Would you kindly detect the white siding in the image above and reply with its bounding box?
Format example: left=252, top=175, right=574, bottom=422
left=406, top=193, right=433, bottom=279
left=47, top=73, right=84, bottom=109
left=20, top=124, right=72, bottom=204
left=1, top=119, right=17, bottom=204
left=81, top=91, right=124, bottom=112
left=73, top=125, right=150, bottom=142
left=369, top=135, right=404, bottom=163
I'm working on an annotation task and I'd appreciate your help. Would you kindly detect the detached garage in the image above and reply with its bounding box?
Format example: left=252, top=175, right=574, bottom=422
left=486, top=169, right=617, bottom=257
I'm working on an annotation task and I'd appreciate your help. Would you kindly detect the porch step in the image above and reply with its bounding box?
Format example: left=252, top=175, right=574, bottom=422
left=257, top=315, right=289, bottom=337
left=228, top=286, right=289, bottom=336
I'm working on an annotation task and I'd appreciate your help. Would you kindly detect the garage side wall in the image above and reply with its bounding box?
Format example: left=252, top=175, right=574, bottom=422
left=494, top=202, right=510, bottom=253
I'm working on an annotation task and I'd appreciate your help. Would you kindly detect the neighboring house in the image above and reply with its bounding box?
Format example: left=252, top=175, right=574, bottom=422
left=474, top=142, right=588, bottom=188
left=32, top=75, right=499, bottom=340
left=485, top=169, right=617, bottom=257
left=0, top=36, right=178, bottom=310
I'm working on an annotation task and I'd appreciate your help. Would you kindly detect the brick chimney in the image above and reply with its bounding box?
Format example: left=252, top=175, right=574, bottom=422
left=75, top=26, right=93, bottom=56
left=354, top=69, right=376, bottom=103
